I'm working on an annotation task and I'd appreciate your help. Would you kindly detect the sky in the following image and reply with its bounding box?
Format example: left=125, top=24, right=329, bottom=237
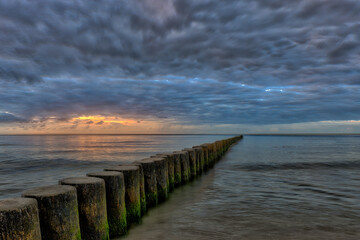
left=1, top=0, right=360, bottom=134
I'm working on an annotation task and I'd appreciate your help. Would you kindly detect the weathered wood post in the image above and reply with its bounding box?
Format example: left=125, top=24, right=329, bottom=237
left=182, top=148, right=197, bottom=180
left=152, top=157, right=169, bottom=202
left=171, top=152, right=183, bottom=187
left=136, top=158, right=158, bottom=208
left=173, top=151, right=190, bottom=184
left=59, top=177, right=109, bottom=240
left=0, top=198, right=41, bottom=240
left=209, top=143, right=216, bottom=164
left=192, top=146, right=204, bottom=174
left=86, top=171, right=127, bottom=237
left=117, top=162, right=147, bottom=216
left=135, top=163, right=147, bottom=216
left=199, top=144, right=209, bottom=170
left=154, top=153, right=174, bottom=192
left=104, top=165, right=141, bottom=226
left=22, top=185, right=81, bottom=240
left=201, top=143, right=215, bottom=168
left=214, top=141, right=222, bottom=161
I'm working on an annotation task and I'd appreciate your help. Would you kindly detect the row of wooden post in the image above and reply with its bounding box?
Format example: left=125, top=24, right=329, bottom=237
left=0, top=135, right=243, bottom=240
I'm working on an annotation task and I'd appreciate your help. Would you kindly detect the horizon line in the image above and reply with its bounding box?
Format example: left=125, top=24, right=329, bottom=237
left=0, top=133, right=360, bottom=136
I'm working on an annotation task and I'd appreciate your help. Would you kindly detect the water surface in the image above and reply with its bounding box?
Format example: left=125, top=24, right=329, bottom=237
left=122, top=135, right=360, bottom=240
left=1, top=134, right=360, bottom=239
left=0, top=134, right=230, bottom=199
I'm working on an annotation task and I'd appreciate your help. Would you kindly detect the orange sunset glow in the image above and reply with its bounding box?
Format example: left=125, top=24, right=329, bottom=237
left=74, top=116, right=138, bottom=126
left=0, top=114, right=206, bottom=135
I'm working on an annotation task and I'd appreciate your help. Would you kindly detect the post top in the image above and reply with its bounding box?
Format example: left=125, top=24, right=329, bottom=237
left=138, top=158, right=156, bottom=163
left=173, top=150, right=187, bottom=154
left=156, top=152, right=173, bottom=156
left=182, top=148, right=195, bottom=152
left=0, top=198, right=37, bottom=211
left=150, top=155, right=165, bottom=159
left=118, top=162, right=141, bottom=167
left=151, top=157, right=166, bottom=162
left=200, top=143, right=211, bottom=147
left=22, top=185, right=76, bottom=198
left=105, top=165, right=139, bottom=172
left=87, top=171, right=123, bottom=178
left=60, top=176, right=104, bottom=185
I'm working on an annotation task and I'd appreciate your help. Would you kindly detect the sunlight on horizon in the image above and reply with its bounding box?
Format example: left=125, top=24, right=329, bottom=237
left=74, top=115, right=138, bottom=126
left=1, top=116, right=360, bottom=135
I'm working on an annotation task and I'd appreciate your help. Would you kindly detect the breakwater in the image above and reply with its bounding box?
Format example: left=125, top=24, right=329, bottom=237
left=0, top=135, right=243, bottom=240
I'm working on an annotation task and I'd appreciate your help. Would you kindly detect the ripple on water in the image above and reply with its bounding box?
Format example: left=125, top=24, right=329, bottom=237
left=121, top=136, right=360, bottom=240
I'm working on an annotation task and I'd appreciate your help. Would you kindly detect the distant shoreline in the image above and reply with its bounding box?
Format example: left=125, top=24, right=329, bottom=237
left=0, top=133, right=360, bottom=136
left=246, top=133, right=360, bottom=136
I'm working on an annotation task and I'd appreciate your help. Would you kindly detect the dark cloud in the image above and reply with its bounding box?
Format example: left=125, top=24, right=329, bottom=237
left=0, top=0, right=360, bottom=127
left=0, top=113, right=25, bottom=123
left=0, top=59, right=42, bottom=84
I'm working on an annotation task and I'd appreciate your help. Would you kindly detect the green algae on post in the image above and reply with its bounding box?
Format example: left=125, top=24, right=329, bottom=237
left=155, top=153, right=175, bottom=192
left=117, top=162, right=147, bottom=216
left=192, top=146, right=204, bottom=174
left=87, top=171, right=127, bottom=237
left=59, top=177, right=109, bottom=240
left=199, top=145, right=210, bottom=170
left=0, top=198, right=41, bottom=240
left=133, top=163, right=147, bottom=216
left=22, top=185, right=81, bottom=240
left=136, top=158, right=158, bottom=208
left=174, top=151, right=190, bottom=184
left=201, top=144, right=214, bottom=168
left=214, top=141, right=223, bottom=161
left=182, top=148, right=197, bottom=180
left=152, top=157, right=169, bottom=202
left=172, top=152, right=183, bottom=187
left=105, top=165, right=141, bottom=226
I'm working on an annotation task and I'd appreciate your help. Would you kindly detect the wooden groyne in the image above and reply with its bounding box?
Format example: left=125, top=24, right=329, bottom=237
left=0, top=135, right=243, bottom=240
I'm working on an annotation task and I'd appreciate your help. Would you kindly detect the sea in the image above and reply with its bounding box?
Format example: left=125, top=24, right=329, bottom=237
left=1, top=134, right=360, bottom=239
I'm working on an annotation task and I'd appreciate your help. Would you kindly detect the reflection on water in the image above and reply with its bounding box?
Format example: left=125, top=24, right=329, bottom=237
left=121, top=136, right=360, bottom=240
left=1, top=135, right=360, bottom=239
left=0, top=134, right=231, bottom=199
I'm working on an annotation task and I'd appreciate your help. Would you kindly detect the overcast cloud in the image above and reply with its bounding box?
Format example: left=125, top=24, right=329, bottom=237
left=0, top=0, right=360, bottom=130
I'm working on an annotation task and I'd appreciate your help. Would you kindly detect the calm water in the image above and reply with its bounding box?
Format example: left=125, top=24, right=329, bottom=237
left=1, top=135, right=360, bottom=239
left=0, top=134, right=232, bottom=199
left=122, top=135, right=360, bottom=240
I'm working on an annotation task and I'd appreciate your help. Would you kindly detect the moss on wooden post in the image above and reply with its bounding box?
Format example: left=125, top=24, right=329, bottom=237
left=182, top=148, right=197, bottom=180
left=135, top=164, right=147, bottom=216
left=192, top=147, right=204, bottom=174
left=154, top=153, right=174, bottom=192
left=201, top=144, right=214, bottom=168
left=59, top=177, right=109, bottom=240
left=199, top=145, right=209, bottom=170
left=87, top=171, right=127, bottom=237
left=151, top=157, right=168, bottom=202
left=0, top=198, right=41, bottom=240
left=173, top=151, right=190, bottom=184
left=214, top=141, right=222, bottom=161
left=22, top=185, right=81, bottom=240
left=104, top=165, right=141, bottom=226
left=117, top=163, right=146, bottom=216
left=136, top=158, right=158, bottom=208
left=172, top=152, right=182, bottom=187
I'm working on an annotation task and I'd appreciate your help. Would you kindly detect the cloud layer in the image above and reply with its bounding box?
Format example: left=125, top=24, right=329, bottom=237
left=1, top=0, right=360, bottom=131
